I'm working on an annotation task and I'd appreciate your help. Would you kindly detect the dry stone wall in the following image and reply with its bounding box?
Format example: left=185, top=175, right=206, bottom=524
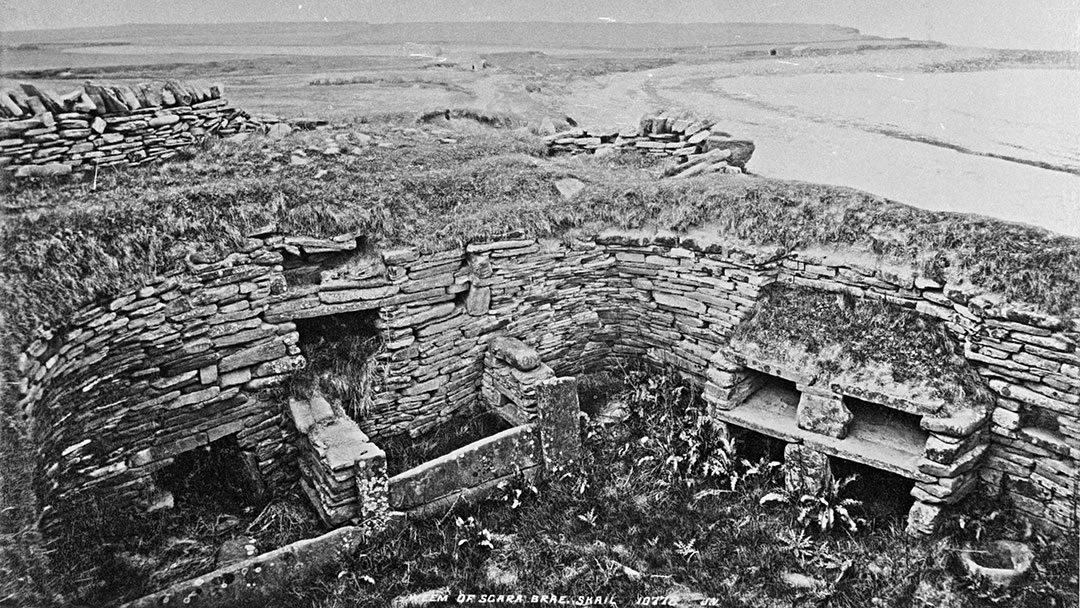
left=544, top=110, right=756, bottom=178
left=16, top=225, right=1080, bottom=541
left=15, top=242, right=302, bottom=539
left=0, top=80, right=258, bottom=177
left=288, top=395, right=387, bottom=528
left=775, top=251, right=1079, bottom=531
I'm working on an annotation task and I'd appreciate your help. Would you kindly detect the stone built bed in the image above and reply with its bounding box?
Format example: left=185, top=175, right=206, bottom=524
left=710, top=284, right=995, bottom=531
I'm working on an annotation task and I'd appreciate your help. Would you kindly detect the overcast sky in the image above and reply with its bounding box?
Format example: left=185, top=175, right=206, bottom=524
left=2, top=0, right=1078, bottom=51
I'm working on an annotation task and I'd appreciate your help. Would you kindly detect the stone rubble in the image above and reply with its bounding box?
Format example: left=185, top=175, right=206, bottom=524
left=544, top=109, right=755, bottom=178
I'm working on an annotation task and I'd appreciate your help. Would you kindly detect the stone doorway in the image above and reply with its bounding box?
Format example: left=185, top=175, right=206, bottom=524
left=152, top=434, right=267, bottom=513
left=292, top=310, right=384, bottom=423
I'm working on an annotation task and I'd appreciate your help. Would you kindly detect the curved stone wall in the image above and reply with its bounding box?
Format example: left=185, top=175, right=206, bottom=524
left=16, top=225, right=1080, bottom=539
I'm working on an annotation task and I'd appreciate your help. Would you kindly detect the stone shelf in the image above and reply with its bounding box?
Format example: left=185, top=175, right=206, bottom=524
left=714, top=383, right=934, bottom=483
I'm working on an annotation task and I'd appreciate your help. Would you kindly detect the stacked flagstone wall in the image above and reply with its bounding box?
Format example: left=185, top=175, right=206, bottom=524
left=544, top=110, right=756, bottom=178
left=0, top=80, right=258, bottom=177
left=16, top=226, right=1079, bottom=541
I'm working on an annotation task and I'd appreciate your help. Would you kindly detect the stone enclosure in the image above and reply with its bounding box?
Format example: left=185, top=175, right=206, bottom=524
left=16, top=223, right=1079, bottom=553
left=0, top=79, right=259, bottom=177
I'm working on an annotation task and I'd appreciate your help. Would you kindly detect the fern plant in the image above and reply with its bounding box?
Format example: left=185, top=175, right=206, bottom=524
left=761, top=474, right=866, bottom=535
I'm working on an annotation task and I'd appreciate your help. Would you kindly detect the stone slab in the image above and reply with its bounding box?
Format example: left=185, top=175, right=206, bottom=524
left=715, top=383, right=933, bottom=482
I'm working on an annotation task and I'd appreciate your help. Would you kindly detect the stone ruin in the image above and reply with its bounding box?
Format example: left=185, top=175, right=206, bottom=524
left=0, top=79, right=263, bottom=178
left=708, top=286, right=995, bottom=533
left=6, top=97, right=1078, bottom=599
left=16, top=224, right=1078, bottom=556
left=544, top=110, right=756, bottom=178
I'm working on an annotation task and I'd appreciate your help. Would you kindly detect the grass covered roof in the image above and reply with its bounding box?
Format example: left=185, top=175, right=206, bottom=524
left=729, top=283, right=994, bottom=417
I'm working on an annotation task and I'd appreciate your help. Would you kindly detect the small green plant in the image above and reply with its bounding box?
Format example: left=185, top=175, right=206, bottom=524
left=621, top=367, right=739, bottom=490
left=450, top=515, right=494, bottom=562
left=777, top=528, right=816, bottom=563
left=494, top=474, right=540, bottom=511
left=577, top=508, right=598, bottom=528
left=673, top=538, right=701, bottom=565
left=761, top=474, right=866, bottom=535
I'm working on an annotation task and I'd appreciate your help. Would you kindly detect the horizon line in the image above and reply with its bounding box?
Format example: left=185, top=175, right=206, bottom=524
left=0, top=19, right=863, bottom=34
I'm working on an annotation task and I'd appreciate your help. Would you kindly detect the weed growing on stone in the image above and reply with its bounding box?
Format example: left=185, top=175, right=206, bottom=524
left=290, top=312, right=385, bottom=420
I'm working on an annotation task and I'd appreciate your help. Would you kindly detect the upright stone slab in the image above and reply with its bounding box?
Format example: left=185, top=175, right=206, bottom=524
left=783, top=443, right=832, bottom=496
left=796, top=390, right=852, bottom=439
left=906, top=501, right=944, bottom=536
left=466, top=285, right=491, bottom=316
left=355, top=448, right=389, bottom=536
left=535, top=376, right=582, bottom=472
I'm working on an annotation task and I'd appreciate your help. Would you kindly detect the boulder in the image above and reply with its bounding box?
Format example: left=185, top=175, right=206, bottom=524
left=905, top=500, right=944, bottom=535
left=780, top=571, right=826, bottom=590
left=267, top=122, right=293, bottom=140
left=538, top=117, right=557, bottom=136
left=554, top=177, right=585, bottom=199
left=704, top=136, right=755, bottom=167
left=490, top=336, right=540, bottom=371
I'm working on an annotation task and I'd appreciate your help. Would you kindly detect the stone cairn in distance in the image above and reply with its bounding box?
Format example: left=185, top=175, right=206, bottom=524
left=544, top=109, right=756, bottom=178
left=0, top=80, right=262, bottom=178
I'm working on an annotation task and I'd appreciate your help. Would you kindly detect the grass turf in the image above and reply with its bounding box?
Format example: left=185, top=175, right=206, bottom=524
left=731, top=283, right=994, bottom=411
left=2, top=123, right=1077, bottom=363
